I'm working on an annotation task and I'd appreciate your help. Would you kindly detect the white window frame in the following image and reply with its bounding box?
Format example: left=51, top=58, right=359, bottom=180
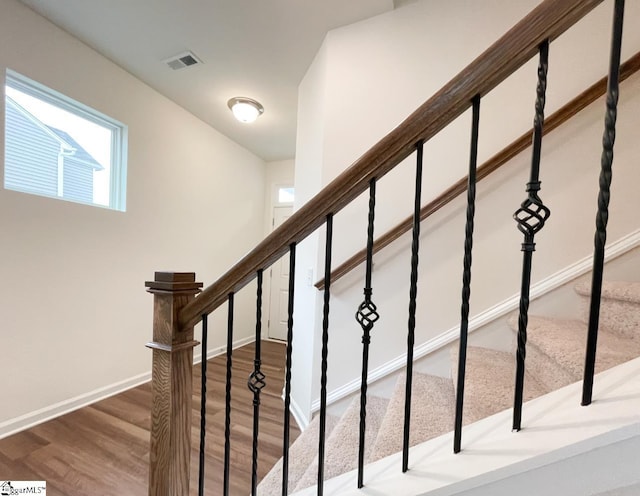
left=4, top=69, right=128, bottom=211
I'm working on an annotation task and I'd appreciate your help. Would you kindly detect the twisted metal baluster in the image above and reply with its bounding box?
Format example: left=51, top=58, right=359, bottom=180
left=318, top=214, right=333, bottom=496
left=198, top=313, right=208, bottom=496
left=249, top=270, right=266, bottom=496
left=402, top=141, right=424, bottom=473
left=356, top=179, right=380, bottom=488
left=223, top=293, right=234, bottom=496
left=513, top=39, right=551, bottom=432
left=454, top=95, right=481, bottom=454
left=281, top=243, right=296, bottom=496
left=583, top=0, right=625, bottom=407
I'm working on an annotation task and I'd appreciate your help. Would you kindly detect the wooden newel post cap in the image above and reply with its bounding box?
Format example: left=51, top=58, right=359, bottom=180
left=145, top=271, right=203, bottom=293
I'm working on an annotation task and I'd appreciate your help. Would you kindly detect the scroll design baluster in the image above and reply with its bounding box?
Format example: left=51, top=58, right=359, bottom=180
left=512, top=39, right=551, bottom=432
left=355, top=179, right=380, bottom=488
left=281, top=243, right=296, bottom=496
left=402, top=141, right=424, bottom=473
left=223, top=293, right=234, bottom=496
left=582, top=0, right=625, bottom=407
left=248, top=271, right=266, bottom=496
left=453, top=94, right=481, bottom=453
left=198, top=314, right=208, bottom=496
left=317, top=214, right=334, bottom=496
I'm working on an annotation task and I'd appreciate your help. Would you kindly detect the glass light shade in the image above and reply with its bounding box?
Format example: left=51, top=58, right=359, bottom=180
left=228, top=97, right=264, bottom=123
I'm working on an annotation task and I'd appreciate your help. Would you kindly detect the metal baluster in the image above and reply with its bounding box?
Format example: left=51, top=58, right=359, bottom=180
left=512, top=39, right=551, bottom=432
left=355, top=179, right=380, bottom=488
left=582, top=0, right=625, bottom=407
left=198, top=313, right=208, bottom=496
left=249, top=270, right=266, bottom=496
left=281, top=243, right=296, bottom=496
left=402, top=141, right=424, bottom=473
left=454, top=95, right=481, bottom=453
left=223, top=292, right=234, bottom=496
left=317, top=214, right=333, bottom=496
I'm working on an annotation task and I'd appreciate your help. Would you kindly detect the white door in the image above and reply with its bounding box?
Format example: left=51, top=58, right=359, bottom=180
left=267, top=206, right=293, bottom=341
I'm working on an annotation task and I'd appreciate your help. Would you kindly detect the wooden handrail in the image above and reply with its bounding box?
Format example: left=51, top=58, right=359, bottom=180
left=179, top=0, right=603, bottom=331
left=315, top=50, right=640, bottom=290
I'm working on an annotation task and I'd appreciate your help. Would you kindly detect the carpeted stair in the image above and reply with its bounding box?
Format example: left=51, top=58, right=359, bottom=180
left=257, top=280, right=640, bottom=495
left=369, top=372, right=454, bottom=462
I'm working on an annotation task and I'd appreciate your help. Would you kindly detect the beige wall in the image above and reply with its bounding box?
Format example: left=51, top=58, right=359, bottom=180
left=0, top=0, right=266, bottom=434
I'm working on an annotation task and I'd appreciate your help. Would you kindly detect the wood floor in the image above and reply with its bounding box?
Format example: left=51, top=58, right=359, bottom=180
left=0, top=340, right=300, bottom=495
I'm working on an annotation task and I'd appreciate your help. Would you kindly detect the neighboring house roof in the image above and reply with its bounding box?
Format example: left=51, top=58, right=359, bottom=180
left=46, top=127, right=104, bottom=170
left=5, top=95, right=104, bottom=171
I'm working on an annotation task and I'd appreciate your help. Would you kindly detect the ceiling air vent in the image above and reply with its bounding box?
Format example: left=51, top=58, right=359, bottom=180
left=163, top=51, right=202, bottom=70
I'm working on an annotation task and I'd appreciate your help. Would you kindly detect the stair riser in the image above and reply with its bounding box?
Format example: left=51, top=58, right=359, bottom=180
left=579, top=297, right=640, bottom=340
left=293, top=396, right=389, bottom=492
left=369, top=373, right=455, bottom=463
left=517, top=334, right=579, bottom=392
left=451, top=345, right=547, bottom=425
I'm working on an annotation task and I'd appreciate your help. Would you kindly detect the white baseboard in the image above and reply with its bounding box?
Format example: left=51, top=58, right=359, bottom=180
left=289, top=395, right=311, bottom=431
left=311, top=229, right=640, bottom=413
left=0, top=372, right=151, bottom=440
left=0, top=335, right=256, bottom=440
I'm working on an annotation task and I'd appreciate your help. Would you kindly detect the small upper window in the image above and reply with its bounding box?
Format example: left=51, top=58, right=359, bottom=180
left=4, top=70, right=127, bottom=211
left=278, top=186, right=294, bottom=203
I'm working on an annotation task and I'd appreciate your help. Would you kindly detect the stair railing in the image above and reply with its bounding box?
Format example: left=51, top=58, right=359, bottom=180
left=314, top=48, right=640, bottom=291
left=144, top=0, right=631, bottom=494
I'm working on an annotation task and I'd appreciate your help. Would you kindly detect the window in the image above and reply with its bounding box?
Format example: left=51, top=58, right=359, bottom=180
left=4, top=70, right=127, bottom=210
left=278, top=186, right=294, bottom=203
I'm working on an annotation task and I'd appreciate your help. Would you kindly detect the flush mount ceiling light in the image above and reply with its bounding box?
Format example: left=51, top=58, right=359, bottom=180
left=227, top=97, right=264, bottom=123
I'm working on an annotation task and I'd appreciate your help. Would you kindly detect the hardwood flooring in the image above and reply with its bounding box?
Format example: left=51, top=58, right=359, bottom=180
left=0, top=340, right=299, bottom=495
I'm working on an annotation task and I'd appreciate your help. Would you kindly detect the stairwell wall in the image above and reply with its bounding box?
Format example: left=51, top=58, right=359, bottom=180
left=293, top=0, right=640, bottom=421
left=0, top=0, right=265, bottom=436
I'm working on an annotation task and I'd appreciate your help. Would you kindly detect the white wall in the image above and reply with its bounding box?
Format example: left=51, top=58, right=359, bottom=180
left=0, top=0, right=266, bottom=435
left=443, top=430, right=640, bottom=496
left=290, top=42, right=329, bottom=426
left=293, top=0, right=640, bottom=420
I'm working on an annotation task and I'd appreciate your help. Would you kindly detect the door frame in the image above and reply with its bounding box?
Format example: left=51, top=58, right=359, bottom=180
left=265, top=183, right=294, bottom=341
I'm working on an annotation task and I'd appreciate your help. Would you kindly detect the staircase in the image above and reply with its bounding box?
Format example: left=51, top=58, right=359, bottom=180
left=257, top=279, right=640, bottom=495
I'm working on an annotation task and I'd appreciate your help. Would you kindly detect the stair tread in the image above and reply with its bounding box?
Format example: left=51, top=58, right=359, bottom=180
left=575, top=280, right=640, bottom=304
left=518, top=315, right=640, bottom=381
left=369, top=372, right=454, bottom=462
left=257, top=413, right=340, bottom=495
left=452, top=345, right=547, bottom=425
left=293, top=395, right=389, bottom=492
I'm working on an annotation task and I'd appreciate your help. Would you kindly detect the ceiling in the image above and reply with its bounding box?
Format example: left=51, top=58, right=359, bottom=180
left=18, top=0, right=397, bottom=162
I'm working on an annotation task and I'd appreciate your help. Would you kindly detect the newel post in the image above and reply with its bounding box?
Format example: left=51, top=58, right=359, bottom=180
left=145, top=272, right=203, bottom=496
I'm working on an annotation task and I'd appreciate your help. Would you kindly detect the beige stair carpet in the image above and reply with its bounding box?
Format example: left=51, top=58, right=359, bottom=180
left=293, top=395, right=388, bottom=492
left=257, top=413, right=339, bottom=496
left=258, top=280, right=640, bottom=494
left=512, top=315, right=640, bottom=392
left=451, top=345, right=547, bottom=425
left=369, top=372, right=454, bottom=462
left=576, top=280, right=640, bottom=341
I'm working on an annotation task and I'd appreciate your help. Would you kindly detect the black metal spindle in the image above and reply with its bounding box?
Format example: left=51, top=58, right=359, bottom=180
left=223, top=292, right=234, bottom=496
left=317, top=214, right=333, bottom=496
left=249, top=270, right=266, bottom=496
left=402, top=141, right=424, bottom=473
left=281, top=243, right=296, bottom=496
left=454, top=95, right=481, bottom=454
left=198, top=313, right=208, bottom=496
left=355, top=179, right=380, bottom=488
left=582, top=0, right=625, bottom=407
left=512, top=39, right=551, bottom=432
